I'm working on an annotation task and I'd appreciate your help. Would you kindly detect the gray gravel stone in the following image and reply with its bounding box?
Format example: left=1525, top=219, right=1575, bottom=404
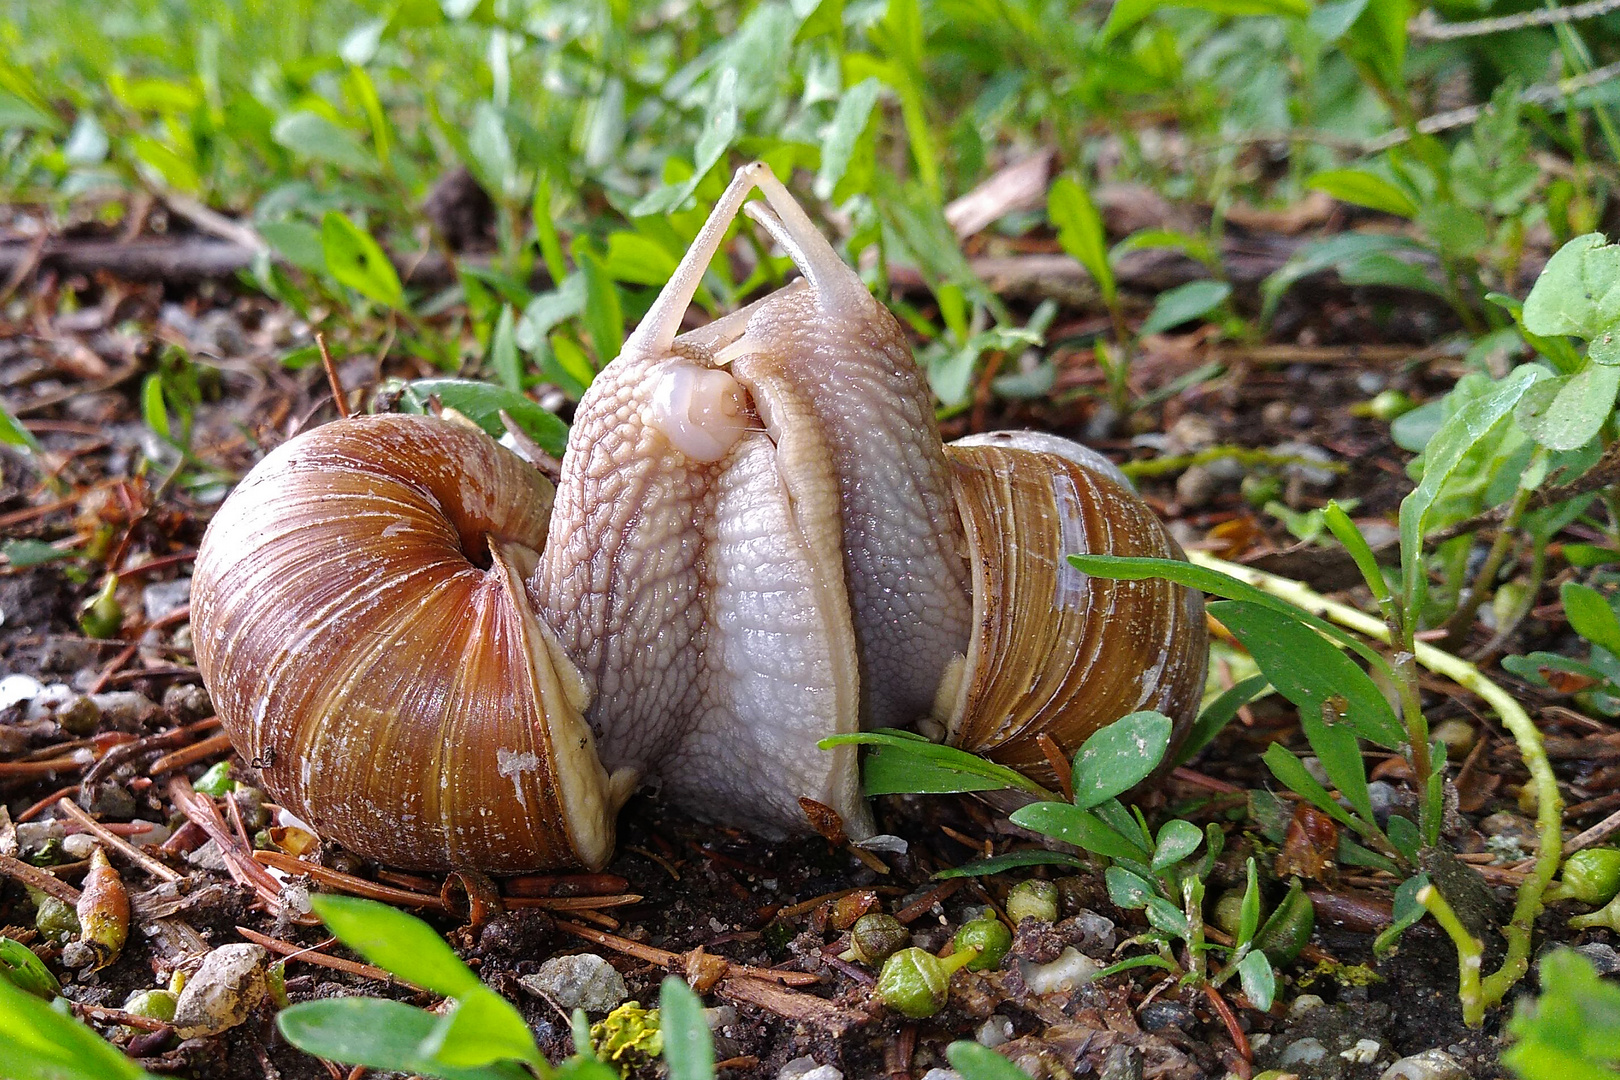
left=517, top=953, right=627, bottom=1014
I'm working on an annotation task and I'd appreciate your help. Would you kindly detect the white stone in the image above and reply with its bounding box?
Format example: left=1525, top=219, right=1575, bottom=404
left=1019, top=947, right=1101, bottom=994
left=1341, top=1038, right=1383, bottom=1064
left=173, top=944, right=269, bottom=1038
left=778, top=1057, right=843, bottom=1080
left=518, top=953, right=627, bottom=1014
left=1381, top=1049, right=1469, bottom=1080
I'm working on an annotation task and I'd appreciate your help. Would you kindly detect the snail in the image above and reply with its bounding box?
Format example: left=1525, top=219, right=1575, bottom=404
left=191, top=163, right=1207, bottom=874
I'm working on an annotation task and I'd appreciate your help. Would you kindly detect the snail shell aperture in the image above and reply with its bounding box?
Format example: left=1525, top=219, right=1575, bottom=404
left=191, top=163, right=1208, bottom=873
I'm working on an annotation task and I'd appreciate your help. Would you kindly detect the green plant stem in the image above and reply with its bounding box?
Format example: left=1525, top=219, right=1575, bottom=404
left=1440, top=466, right=1540, bottom=650
left=1119, top=446, right=1350, bottom=481
left=1418, top=884, right=1485, bottom=1026
left=1190, top=552, right=1563, bottom=1019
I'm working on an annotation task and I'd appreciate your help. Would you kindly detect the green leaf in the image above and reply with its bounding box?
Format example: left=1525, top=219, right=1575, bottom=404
left=1152, top=818, right=1204, bottom=871
left=424, top=988, right=541, bottom=1069
left=273, top=111, right=377, bottom=173
left=0, top=938, right=60, bottom=999
left=515, top=277, right=587, bottom=351
left=321, top=211, right=405, bottom=310
left=1010, top=802, right=1149, bottom=861
left=1398, top=364, right=1542, bottom=616
left=1102, top=0, right=1309, bottom=39
left=1262, top=743, right=1356, bottom=827
left=400, top=379, right=569, bottom=458
left=1209, top=600, right=1401, bottom=750
left=1145, top=895, right=1190, bottom=937
left=1522, top=233, right=1620, bottom=342
left=1515, top=364, right=1620, bottom=451
left=1306, top=169, right=1419, bottom=218
left=0, top=973, right=156, bottom=1080
left=1338, top=253, right=1450, bottom=299
left=1175, top=675, right=1269, bottom=767
left=488, top=305, right=522, bottom=392
left=1386, top=815, right=1421, bottom=861
left=602, top=233, right=681, bottom=288
left=1105, top=865, right=1156, bottom=909
left=1070, top=711, right=1174, bottom=809
left=819, top=731, right=1049, bottom=796
left=1373, top=873, right=1431, bottom=956
left=574, top=240, right=624, bottom=364
left=631, top=68, right=739, bottom=216
left=2, top=539, right=69, bottom=568
left=1068, top=554, right=1393, bottom=673
left=946, top=1039, right=1038, bottom=1080
left=659, top=976, right=714, bottom=1080
left=309, top=895, right=481, bottom=998
left=1049, top=176, right=1115, bottom=307
left=276, top=999, right=531, bottom=1080
left=815, top=78, right=883, bottom=201
left=1139, top=280, right=1231, bottom=336
left=1563, top=582, right=1620, bottom=658
left=934, top=850, right=1088, bottom=879
left=0, top=401, right=42, bottom=456
left=141, top=373, right=171, bottom=442
left=1419, top=203, right=1489, bottom=260
left=1260, top=232, right=1422, bottom=323
left=1237, top=859, right=1262, bottom=947
left=1237, top=951, right=1275, bottom=1010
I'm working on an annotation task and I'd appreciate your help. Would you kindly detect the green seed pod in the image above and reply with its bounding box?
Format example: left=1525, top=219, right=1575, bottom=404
left=34, top=896, right=80, bottom=942
left=1350, top=389, right=1416, bottom=422
left=193, top=761, right=237, bottom=797
left=1253, top=878, right=1314, bottom=965
left=1241, top=474, right=1284, bottom=509
left=1211, top=889, right=1248, bottom=937
left=78, top=577, right=123, bottom=640
left=0, top=937, right=61, bottom=1000
left=953, top=918, right=1011, bottom=971
left=875, top=947, right=978, bottom=1019
left=1548, top=848, right=1620, bottom=905
left=76, top=847, right=130, bottom=972
left=1006, top=880, right=1058, bottom=925
left=846, top=913, right=909, bottom=966
left=123, top=988, right=178, bottom=1023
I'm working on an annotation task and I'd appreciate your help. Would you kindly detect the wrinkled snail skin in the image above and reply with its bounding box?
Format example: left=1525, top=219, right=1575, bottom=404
left=192, top=162, right=1206, bottom=873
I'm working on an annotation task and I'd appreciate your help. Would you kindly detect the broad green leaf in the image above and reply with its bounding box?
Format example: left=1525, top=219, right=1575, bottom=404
left=1262, top=743, right=1356, bottom=828
left=1515, top=364, right=1620, bottom=451
left=819, top=731, right=1049, bottom=796
left=321, top=211, right=405, bottom=310
left=1340, top=0, right=1408, bottom=94
left=946, top=1040, right=1038, bottom=1080
left=934, top=850, right=1088, bottom=879
left=0, top=973, right=156, bottom=1080
left=1418, top=203, right=1489, bottom=260
left=1209, top=600, right=1401, bottom=749
left=602, top=232, right=681, bottom=288
left=0, top=938, right=59, bottom=999
left=276, top=998, right=530, bottom=1080
left=1522, top=233, right=1620, bottom=342
left=1152, top=818, right=1204, bottom=871
left=424, top=988, right=541, bottom=1069
left=515, top=276, right=587, bottom=351
left=274, top=111, right=377, bottom=173
left=1070, top=710, right=1174, bottom=809
left=1139, top=280, right=1231, bottom=336
left=659, top=977, right=715, bottom=1080
left=1563, top=582, right=1620, bottom=658
left=1486, top=292, right=1584, bottom=373
left=1105, top=865, right=1156, bottom=908
left=574, top=240, right=623, bottom=364
left=259, top=221, right=328, bottom=274
left=1307, top=169, right=1418, bottom=218
left=1237, top=951, right=1275, bottom=1010
left=2, top=539, right=69, bottom=568
left=1504, top=949, right=1620, bottom=1079
left=1049, top=177, right=1114, bottom=306
left=815, top=78, right=883, bottom=200
left=399, top=379, right=569, bottom=458
left=1010, top=803, right=1148, bottom=861
left=1174, top=674, right=1269, bottom=767
left=1387, top=814, right=1421, bottom=861
left=467, top=102, right=517, bottom=199
left=1398, top=364, right=1542, bottom=615
left=1144, top=895, right=1190, bottom=937
left=309, top=895, right=481, bottom=998
left=1338, top=253, right=1449, bottom=298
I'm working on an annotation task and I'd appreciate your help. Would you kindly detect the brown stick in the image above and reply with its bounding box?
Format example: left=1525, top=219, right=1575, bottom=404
left=235, top=926, right=418, bottom=990
left=0, top=852, right=81, bottom=904
left=147, top=731, right=236, bottom=777
left=316, top=332, right=350, bottom=419
left=554, top=919, right=822, bottom=987
left=252, top=850, right=448, bottom=912
left=54, top=798, right=181, bottom=883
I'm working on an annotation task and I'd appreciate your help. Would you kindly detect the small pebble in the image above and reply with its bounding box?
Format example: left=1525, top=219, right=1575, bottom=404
left=164, top=683, right=212, bottom=723
left=91, top=691, right=159, bottom=731
left=517, top=953, right=627, bottom=1014
left=976, top=1015, right=1013, bottom=1048
left=172, top=944, right=269, bottom=1038
left=142, top=578, right=192, bottom=623
left=1480, top=812, right=1539, bottom=853
left=919, top=1071, right=962, bottom=1080
left=1274, top=440, right=1338, bottom=487
left=1571, top=942, right=1620, bottom=977
left=1381, top=1048, right=1468, bottom=1080
left=777, top=1057, right=842, bottom=1080
left=1279, top=1037, right=1328, bottom=1066
left=1139, top=1000, right=1196, bottom=1031
left=1340, top=1038, right=1382, bottom=1064
left=1175, top=466, right=1217, bottom=508
left=1167, top=414, right=1218, bottom=453
left=1289, top=993, right=1325, bottom=1017
left=1100, top=1044, right=1143, bottom=1080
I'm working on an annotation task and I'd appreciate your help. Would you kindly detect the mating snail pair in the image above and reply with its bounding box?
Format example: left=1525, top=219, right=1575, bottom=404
left=191, top=163, right=1208, bottom=874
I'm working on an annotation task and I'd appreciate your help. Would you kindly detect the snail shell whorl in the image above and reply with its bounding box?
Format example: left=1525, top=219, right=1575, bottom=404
left=940, top=434, right=1208, bottom=778
left=192, top=415, right=621, bottom=872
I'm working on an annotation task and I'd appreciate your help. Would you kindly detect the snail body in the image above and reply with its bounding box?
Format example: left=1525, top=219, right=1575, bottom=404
left=193, top=164, right=1206, bottom=873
